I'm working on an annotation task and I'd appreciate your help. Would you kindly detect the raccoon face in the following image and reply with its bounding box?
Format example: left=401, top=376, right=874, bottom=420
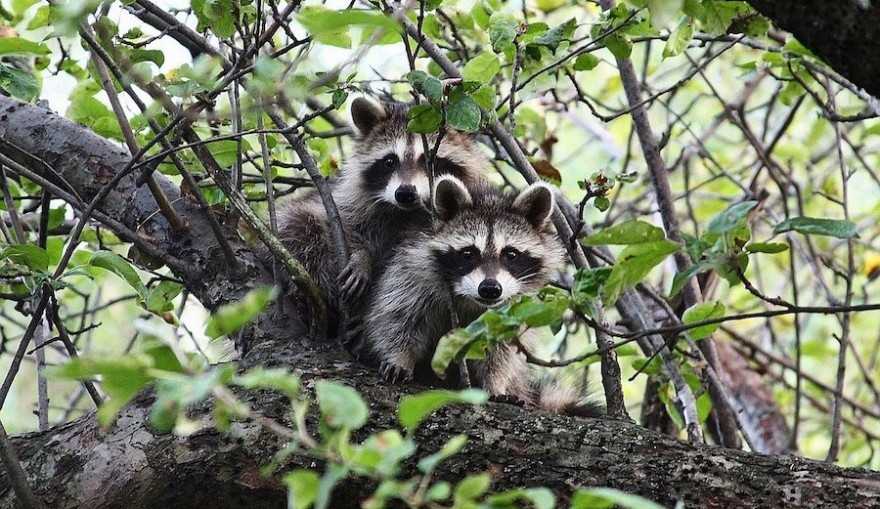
left=346, top=97, right=486, bottom=211
left=431, top=177, right=563, bottom=308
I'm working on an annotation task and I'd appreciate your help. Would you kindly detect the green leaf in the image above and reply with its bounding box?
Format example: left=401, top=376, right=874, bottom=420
left=508, top=287, right=570, bottom=327
left=663, top=17, right=693, bottom=58
left=204, top=286, right=276, bottom=339
left=285, top=470, right=320, bottom=509
left=572, top=267, right=612, bottom=318
left=581, top=219, right=666, bottom=245
left=489, top=15, right=518, bottom=52
left=12, top=0, right=41, bottom=14
left=407, top=70, right=443, bottom=102
left=0, top=37, right=50, bottom=56
left=89, top=250, right=147, bottom=299
left=532, top=18, right=576, bottom=53
left=144, top=280, right=184, bottom=314
left=470, top=84, right=496, bottom=109
left=604, top=34, right=632, bottom=59
left=447, top=95, right=481, bottom=132
left=454, top=473, right=491, bottom=503
left=191, top=0, right=236, bottom=38
left=631, top=356, right=662, bottom=377
left=151, top=366, right=230, bottom=430
left=66, top=95, right=122, bottom=141
left=48, top=343, right=184, bottom=426
left=669, top=264, right=700, bottom=298
left=681, top=301, right=725, bottom=340
left=0, top=64, right=39, bottom=101
left=571, top=487, right=666, bottom=509
left=297, top=7, right=398, bottom=40
left=352, top=430, right=416, bottom=477
left=1, top=244, right=49, bottom=272
left=127, top=48, right=164, bottom=67
left=696, top=391, right=712, bottom=422
left=573, top=53, right=600, bottom=71
left=699, top=0, right=749, bottom=36
left=407, top=103, right=442, bottom=134
left=705, top=200, right=757, bottom=234
left=26, top=5, right=51, bottom=30
left=462, top=52, right=501, bottom=84
left=603, top=240, right=680, bottom=305
left=772, top=217, right=858, bottom=239
left=315, top=380, right=369, bottom=430
left=331, top=89, right=349, bottom=108
left=745, top=242, right=789, bottom=254
left=235, top=367, right=300, bottom=398
left=315, top=464, right=348, bottom=509
left=485, top=488, right=555, bottom=509
left=209, top=139, right=254, bottom=167
left=418, top=434, right=468, bottom=473
left=398, top=389, right=487, bottom=432
left=432, top=328, right=478, bottom=376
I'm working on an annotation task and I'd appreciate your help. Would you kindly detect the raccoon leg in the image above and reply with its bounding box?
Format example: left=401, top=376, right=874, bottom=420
left=337, top=232, right=373, bottom=304
left=471, top=344, right=533, bottom=404
left=363, top=262, right=449, bottom=384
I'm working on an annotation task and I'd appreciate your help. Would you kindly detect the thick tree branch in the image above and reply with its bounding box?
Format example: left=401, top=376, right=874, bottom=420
left=1, top=341, right=879, bottom=509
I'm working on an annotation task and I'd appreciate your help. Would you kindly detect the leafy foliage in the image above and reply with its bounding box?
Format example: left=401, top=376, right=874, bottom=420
left=2, top=0, right=880, bottom=505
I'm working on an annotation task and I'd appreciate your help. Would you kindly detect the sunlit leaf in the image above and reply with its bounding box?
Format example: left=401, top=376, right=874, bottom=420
left=315, top=380, right=369, bottom=430
left=772, top=217, right=858, bottom=239
left=398, top=389, right=487, bottom=432
left=89, top=250, right=147, bottom=299
left=204, top=286, right=276, bottom=339
left=681, top=301, right=725, bottom=340
left=581, top=220, right=666, bottom=245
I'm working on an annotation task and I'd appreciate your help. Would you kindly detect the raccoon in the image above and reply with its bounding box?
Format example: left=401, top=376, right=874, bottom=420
left=359, top=176, right=568, bottom=402
left=270, top=96, right=489, bottom=327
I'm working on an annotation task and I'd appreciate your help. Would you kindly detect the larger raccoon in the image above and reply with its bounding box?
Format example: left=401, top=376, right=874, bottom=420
left=271, top=97, right=488, bottom=326
left=360, top=176, right=569, bottom=403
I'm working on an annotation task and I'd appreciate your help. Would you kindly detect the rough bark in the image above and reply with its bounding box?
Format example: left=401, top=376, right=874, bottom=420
left=2, top=339, right=880, bottom=509
left=743, top=0, right=880, bottom=99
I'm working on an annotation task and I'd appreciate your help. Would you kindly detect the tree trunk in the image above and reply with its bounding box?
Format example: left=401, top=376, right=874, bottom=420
left=1, top=340, right=879, bottom=508
left=743, top=0, right=880, bottom=99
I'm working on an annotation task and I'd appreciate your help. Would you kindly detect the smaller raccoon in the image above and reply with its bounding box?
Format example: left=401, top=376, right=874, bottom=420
left=270, top=97, right=488, bottom=327
left=360, top=176, right=567, bottom=402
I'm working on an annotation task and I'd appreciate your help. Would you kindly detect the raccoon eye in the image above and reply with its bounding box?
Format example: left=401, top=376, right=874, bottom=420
left=459, top=247, right=477, bottom=260
left=382, top=154, right=399, bottom=169
left=502, top=248, right=520, bottom=261
left=434, top=158, right=465, bottom=177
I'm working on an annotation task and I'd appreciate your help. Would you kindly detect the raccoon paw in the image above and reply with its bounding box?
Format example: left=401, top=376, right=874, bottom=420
left=338, top=255, right=371, bottom=303
left=379, top=362, right=413, bottom=384
left=489, top=394, right=527, bottom=407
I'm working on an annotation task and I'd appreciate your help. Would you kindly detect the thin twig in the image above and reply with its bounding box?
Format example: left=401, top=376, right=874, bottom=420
left=0, top=419, right=46, bottom=509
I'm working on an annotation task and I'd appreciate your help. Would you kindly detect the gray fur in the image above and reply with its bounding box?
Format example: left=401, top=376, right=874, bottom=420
left=361, top=177, right=567, bottom=402
left=266, top=98, right=489, bottom=330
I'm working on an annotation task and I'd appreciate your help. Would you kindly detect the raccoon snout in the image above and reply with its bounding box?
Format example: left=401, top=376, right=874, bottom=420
left=478, top=279, right=503, bottom=300
left=394, top=185, right=418, bottom=206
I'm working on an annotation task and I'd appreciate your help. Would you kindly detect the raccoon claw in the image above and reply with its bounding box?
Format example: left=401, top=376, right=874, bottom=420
left=379, top=362, right=413, bottom=384
left=489, top=394, right=527, bottom=407
left=338, top=256, right=370, bottom=303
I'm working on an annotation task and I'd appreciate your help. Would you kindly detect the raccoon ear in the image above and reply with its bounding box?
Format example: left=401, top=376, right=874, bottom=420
left=513, top=183, right=555, bottom=228
left=350, top=96, right=388, bottom=135
left=433, top=176, right=472, bottom=222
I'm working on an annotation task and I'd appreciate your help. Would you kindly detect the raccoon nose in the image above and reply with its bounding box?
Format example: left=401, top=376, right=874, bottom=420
left=478, top=279, right=503, bottom=300
left=395, top=185, right=418, bottom=205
